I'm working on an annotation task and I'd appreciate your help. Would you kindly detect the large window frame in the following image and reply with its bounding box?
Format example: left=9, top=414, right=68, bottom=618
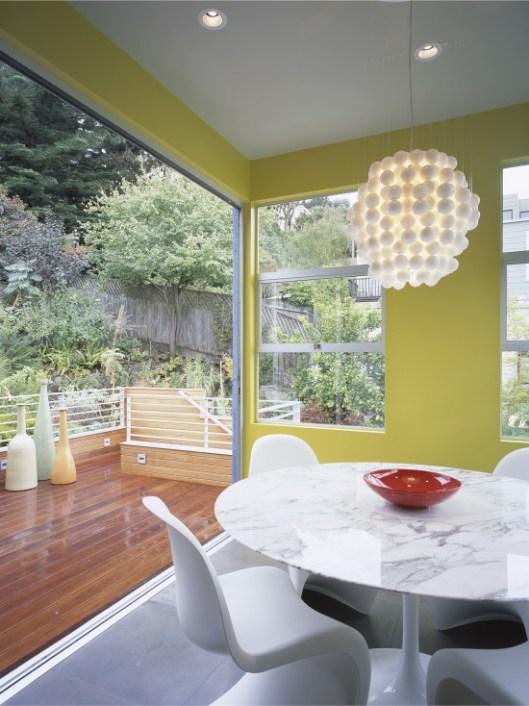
left=0, top=50, right=243, bottom=479
left=256, top=204, right=385, bottom=429
left=501, top=163, right=529, bottom=440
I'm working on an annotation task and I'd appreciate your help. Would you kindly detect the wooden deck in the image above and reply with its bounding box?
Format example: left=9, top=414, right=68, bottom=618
left=0, top=447, right=224, bottom=676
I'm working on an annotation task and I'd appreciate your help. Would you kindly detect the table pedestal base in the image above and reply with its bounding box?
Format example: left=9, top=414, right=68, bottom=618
left=368, top=648, right=430, bottom=705
left=368, top=594, right=430, bottom=705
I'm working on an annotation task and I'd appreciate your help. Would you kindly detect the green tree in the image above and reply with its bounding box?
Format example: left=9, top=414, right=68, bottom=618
left=0, top=61, right=144, bottom=231
left=259, top=198, right=354, bottom=272
left=85, top=167, right=233, bottom=354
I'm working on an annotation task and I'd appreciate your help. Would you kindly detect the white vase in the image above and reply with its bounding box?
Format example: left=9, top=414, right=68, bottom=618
left=34, top=381, right=55, bottom=481
left=5, top=404, right=38, bottom=491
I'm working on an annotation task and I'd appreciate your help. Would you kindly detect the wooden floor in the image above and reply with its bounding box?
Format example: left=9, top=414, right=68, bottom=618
left=0, top=449, right=224, bottom=676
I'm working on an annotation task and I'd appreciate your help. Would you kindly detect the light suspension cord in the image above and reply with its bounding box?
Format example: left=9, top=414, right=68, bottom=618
left=408, top=0, right=415, bottom=150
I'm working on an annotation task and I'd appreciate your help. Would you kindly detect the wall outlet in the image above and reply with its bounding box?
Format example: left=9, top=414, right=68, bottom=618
left=103, top=437, right=111, bottom=448
left=137, top=453, right=146, bottom=465
left=0, top=460, right=6, bottom=472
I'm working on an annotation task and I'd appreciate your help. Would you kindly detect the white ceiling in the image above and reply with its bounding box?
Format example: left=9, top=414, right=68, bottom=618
left=74, top=1, right=529, bottom=159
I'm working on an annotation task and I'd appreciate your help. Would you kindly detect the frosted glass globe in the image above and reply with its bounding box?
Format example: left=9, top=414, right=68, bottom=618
left=351, top=149, right=480, bottom=289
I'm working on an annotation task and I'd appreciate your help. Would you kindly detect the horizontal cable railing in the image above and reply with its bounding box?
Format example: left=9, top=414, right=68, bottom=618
left=0, top=386, right=305, bottom=452
left=126, top=390, right=233, bottom=455
left=258, top=399, right=302, bottom=423
left=0, top=388, right=124, bottom=448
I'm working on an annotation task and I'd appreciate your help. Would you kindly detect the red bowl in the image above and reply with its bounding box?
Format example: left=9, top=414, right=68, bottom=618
left=363, top=468, right=461, bottom=509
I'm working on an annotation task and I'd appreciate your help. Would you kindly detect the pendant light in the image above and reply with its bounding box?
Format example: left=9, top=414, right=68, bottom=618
left=351, top=3, right=480, bottom=289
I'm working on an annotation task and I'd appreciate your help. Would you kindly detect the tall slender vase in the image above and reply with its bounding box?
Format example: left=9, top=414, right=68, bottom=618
left=51, top=408, right=76, bottom=485
left=5, top=405, right=38, bottom=491
left=34, top=381, right=55, bottom=481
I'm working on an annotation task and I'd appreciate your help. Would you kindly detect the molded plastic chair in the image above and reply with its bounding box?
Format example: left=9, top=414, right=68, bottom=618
left=427, top=448, right=529, bottom=630
left=249, top=434, right=378, bottom=615
left=427, top=606, right=529, bottom=705
left=143, top=496, right=371, bottom=705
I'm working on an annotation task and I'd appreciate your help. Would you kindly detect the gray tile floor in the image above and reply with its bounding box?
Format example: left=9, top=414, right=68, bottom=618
left=7, top=540, right=526, bottom=706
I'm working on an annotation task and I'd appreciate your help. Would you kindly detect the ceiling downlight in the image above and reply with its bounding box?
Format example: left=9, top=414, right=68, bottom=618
left=198, top=8, right=227, bottom=30
left=415, top=43, right=442, bottom=62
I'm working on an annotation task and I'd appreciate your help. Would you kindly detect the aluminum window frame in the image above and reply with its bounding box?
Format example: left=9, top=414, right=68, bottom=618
left=501, top=250, right=529, bottom=352
left=256, top=201, right=385, bottom=427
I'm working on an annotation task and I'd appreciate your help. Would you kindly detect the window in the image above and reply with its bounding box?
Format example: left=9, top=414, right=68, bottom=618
left=503, top=209, right=514, bottom=222
left=257, top=193, right=384, bottom=429
left=501, top=165, right=529, bottom=438
left=520, top=210, right=529, bottom=220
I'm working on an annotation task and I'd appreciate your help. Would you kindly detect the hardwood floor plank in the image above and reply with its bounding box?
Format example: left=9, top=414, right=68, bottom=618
left=0, top=455, right=223, bottom=675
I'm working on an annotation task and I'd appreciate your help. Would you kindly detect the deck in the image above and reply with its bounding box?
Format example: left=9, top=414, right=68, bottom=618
left=0, top=447, right=224, bottom=676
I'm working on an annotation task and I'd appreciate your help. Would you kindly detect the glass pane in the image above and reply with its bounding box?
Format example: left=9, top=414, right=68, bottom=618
left=258, top=352, right=384, bottom=428
left=502, top=352, right=529, bottom=439
left=506, top=264, right=529, bottom=340
left=261, top=278, right=382, bottom=345
left=258, top=192, right=359, bottom=273
left=503, top=164, right=529, bottom=252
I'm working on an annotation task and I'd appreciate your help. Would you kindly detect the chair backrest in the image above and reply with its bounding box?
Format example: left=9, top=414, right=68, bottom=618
left=494, top=448, right=529, bottom=481
left=143, top=496, right=233, bottom=655
left=249, top=434, right=319, bottom=476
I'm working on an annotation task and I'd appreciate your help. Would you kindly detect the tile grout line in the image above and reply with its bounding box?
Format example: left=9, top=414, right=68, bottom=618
left=0, top=532, right=233, bottom=704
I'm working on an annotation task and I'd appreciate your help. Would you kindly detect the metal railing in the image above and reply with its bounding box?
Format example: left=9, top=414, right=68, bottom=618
left=348, top=276, right=382, bottom=302
left=258, top=399, right=302, bottom=423
left=0, top=388, right=124, bottom=448
left=0, top=386, right=305, bottom=453
left=126, top=389, right=233, bottom=455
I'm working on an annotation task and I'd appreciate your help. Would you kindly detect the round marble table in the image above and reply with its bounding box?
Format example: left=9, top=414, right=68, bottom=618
left=215, top=463, right=529, bottom=705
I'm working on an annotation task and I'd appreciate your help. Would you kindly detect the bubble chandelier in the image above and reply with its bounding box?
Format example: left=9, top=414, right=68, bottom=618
left=351, top=149, right=480, bottom=289
left=351, top=3, right=480, bottom=290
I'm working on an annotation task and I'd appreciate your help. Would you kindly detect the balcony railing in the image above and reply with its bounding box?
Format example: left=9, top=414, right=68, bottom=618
left=0, top=387, right=304, bottom=454
left=348, top=276, right=382, bottom=302
left=0, top=388, right=123, bottom=448
left=258, top=399, right=302, bottom=423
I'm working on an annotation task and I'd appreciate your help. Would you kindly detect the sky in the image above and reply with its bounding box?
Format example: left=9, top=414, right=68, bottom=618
left=504, top=164, right=529, bottom=200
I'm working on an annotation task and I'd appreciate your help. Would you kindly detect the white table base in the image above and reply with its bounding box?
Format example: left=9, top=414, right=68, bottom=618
left=368, top=595, right=430, bottom=705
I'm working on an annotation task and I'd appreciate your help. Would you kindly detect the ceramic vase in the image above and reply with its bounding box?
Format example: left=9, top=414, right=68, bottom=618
left=34, top=381, right=55, bottom=481
left=51, top=408, right=76, bottom=485
left=5, top=405, right=38, bottom=491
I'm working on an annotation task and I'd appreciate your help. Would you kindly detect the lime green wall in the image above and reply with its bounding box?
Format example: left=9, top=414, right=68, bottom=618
left=0, top=1, right=250, bottom=202
left=245, top=103, right=529, bottom=474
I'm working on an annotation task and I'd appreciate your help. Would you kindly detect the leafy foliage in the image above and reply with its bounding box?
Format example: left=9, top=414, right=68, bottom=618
left=259, top=196, right=354, bottom=272
left=0, top=188, right=85, bottom=292
left=4, top=262, right=42, bottom=300
left=84, top=167, right=233, bottom=353
left=259, top=197, right=384, bottom=428
left=0, top=61, right=145, bottom=230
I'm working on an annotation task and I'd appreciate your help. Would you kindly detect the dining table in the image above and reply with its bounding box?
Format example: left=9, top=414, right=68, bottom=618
left=214, top=462, right=529, bottom=705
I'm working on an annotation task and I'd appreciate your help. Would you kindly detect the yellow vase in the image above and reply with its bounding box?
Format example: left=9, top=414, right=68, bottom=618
left=51, top=408, right=76, bottom=485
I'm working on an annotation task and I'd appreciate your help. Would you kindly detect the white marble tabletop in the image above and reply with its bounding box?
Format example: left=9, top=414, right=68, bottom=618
left=215, top=463, right=529, bottom=603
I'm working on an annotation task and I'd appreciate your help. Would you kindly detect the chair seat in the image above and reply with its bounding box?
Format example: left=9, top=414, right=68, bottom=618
left=219, top=566, right=355, bottom=670
left=212, top=652, right=360, bottom=706
left=427, top=642, right=529, bottom=705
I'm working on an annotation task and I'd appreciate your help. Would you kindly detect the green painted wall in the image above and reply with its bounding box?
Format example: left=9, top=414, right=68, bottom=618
left=245, top=104, right=529, bottom=474
left=0, top=1, right=250, bottom=202
left=1, top=1, right=528, bottom=475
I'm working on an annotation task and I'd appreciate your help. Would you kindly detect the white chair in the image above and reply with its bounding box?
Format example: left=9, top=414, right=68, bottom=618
left=427, top=448, right=529, bottom=630
left=426, top=605, right=529, bottom=705
left=143, top=496, right=371, bottom=706
left=249, top=434, right=378, bottom=615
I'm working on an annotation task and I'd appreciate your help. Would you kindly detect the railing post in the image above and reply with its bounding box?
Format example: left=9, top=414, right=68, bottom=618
left=294, top=402, right=302, bottom=423
left=126, top=394, right=132, bottom=442
left=119, top=387, right=125, bottom=429
left=204, top=410, right=209, bottom=450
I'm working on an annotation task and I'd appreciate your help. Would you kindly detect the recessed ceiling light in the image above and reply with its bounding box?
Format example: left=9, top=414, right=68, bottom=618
left=414, top=43, right=442, bottom=62
left=198, top=8, right=227, bottom=30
